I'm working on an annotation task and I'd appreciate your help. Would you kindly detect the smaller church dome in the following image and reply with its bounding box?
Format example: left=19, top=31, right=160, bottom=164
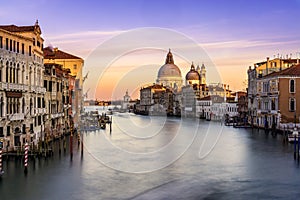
left=186, top=63, right=200, bottom=81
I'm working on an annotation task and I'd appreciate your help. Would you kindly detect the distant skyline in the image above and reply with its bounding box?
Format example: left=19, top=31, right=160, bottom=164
left=1, top=0, right=300, bottom=100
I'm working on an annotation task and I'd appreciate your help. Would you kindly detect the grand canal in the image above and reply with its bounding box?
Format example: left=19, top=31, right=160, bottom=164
left=1, top=112, right=300, bottom=200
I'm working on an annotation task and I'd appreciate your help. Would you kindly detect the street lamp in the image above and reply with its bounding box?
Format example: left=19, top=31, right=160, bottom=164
left=294, top=111, right=297, bottom=128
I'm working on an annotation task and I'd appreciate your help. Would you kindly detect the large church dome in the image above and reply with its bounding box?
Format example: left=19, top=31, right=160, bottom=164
left=156, top=49, right=183, bottom=90
left=157, top=50, right=182, bottom=78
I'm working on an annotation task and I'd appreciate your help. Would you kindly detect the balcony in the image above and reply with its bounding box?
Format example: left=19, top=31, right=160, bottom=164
left=50, top=112, right=64, bottom=119
left=8, top=83, right=23, bottom=90
left=34, top=108, right=47, bottom=115
left=8, top=113, right=25, bottom=121
left=30, top=85, right=36, bottom=92
left=35, top=86, right=46, bottom=94
left=0, top=82, right=8, bottom=90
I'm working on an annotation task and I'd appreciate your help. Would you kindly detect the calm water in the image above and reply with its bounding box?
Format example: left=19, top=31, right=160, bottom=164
left=1, top=113, right=300, bottom=200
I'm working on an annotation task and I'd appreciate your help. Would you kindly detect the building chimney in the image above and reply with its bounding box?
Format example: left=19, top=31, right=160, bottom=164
left=266, top=57, right=269, bottom=75
left=279, top=57, right=282, bottom=71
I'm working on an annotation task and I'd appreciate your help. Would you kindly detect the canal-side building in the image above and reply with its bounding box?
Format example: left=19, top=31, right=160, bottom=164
left=196, top=95, right=238, bottom=121
left=122, top=90, right=131, bottom=110
left=181, top=63, right=200, bottom=117
left=254, top=63, right=300, bottom=129
left=43, top=46, right=84, bottom=128
left=196, top=96, right=212, bottom=119
left=0, top=21, right=46, bottom=151
left=43, top=63, right=74, bottom=139
left=210, top=96, right=238, bottom=121
left=236, top=91, right=248, bottom=122
left=137, top=84, right=174, bottom=115
left=248, top=57, right=300, bottom=127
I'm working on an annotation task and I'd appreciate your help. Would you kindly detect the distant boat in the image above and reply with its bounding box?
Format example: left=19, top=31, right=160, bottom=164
left=288, top=128, right=299, bottom=143
left=106, top=109, right=113, bottom=115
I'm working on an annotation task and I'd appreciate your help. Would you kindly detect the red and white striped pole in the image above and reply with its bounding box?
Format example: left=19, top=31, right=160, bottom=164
left=24, top=142, right=29, bottom=174
left=0, top=139, right=3, bottom=176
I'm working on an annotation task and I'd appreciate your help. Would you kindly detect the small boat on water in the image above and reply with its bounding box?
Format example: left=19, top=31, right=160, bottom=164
left=98, top=114, right=111, bottom=130
left=288, top=128, right=299, bottom=143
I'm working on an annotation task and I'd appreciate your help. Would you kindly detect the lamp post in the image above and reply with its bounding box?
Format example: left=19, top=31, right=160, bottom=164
left=294, top=111, right=296, bottom=128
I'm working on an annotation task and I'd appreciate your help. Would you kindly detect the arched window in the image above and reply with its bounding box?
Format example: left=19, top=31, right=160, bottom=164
left=289, top=98, right=296, bottom=112
left=30, top=98, right=33, bottom=115
left=271, top=98, right=276, bottom=110
left=10, top=67, right=12, bottom=83
left=22, top=65, right=25, bottom=84
left=6, top=61, right=9, bottom=82
left=16, top=64, right=19, bottom=84
left=290, top=79, right=295, bottom=93
left=17, top=98, right=20, bottom=113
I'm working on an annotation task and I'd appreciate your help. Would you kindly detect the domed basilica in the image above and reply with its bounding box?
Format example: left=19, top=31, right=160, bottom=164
left=185, top=62, right=206, bottom=86
left=156, top=49, right=206, bottom=90
left=156, top=49, right=183, bottom=90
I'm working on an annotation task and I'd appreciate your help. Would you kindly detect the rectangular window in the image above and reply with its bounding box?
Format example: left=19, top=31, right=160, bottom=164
left=6, top=38, right=8, bottom=50
left=29, top=45, right=32, bottom=56
left=22, top=124, right=26, bottom=134
left=7, top=126, right=10, bottom=136
left=0, top=127, right=3, bottom=137
left=0, top=36, right=2, bottom=48
left=30, top=124, right=33, bottom=132
left=17, top=42, right=19, bottom=53
left=38, top=97, right=41, bottom=108
left=290, top=79, right=295, bottom=93
left=73, top=64, right=77, bottom=69
left=21, top=43, right=25, bottom=54
left=289, top=98, right=296, bottom=112
left=9, top=39, right=12, bottom=51
left=271, top=98, right=276, bottom=110
left=49, top=81, right=52, bottom=92
left=38, top=116, right=41, bottom=126
left=265, top=101, right=269, bottom=110
left=13, top=40, right=16, bottom=52
left=44, top=80, right=47, bottom=89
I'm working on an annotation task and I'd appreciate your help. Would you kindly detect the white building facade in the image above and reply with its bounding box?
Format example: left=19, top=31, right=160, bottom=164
left=0, top=22, right=46, bottom=151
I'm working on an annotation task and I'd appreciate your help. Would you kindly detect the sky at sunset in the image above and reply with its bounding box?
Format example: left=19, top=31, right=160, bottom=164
left=1, top=0, right=300, bottom=100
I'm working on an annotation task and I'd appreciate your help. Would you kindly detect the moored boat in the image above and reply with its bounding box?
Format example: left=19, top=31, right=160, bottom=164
left=288, top=128, right=299, bottom=143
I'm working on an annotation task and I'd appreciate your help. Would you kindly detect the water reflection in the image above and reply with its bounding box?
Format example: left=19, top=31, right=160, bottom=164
left=1, top=114, right=300, bottom=199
